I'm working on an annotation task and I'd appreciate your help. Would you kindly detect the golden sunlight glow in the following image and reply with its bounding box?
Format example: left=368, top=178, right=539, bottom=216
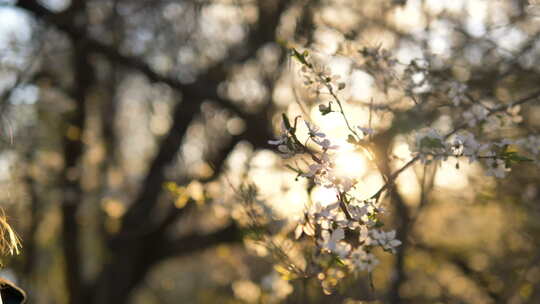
left=393, top=138, right=472, bottom=203
left=247, top=151, right=307, bottom=218
left=334, top=148, right=368, bottom=179
left=433, top=160, right=473, bottom=190
left=311, top=186, right=338, bottom=207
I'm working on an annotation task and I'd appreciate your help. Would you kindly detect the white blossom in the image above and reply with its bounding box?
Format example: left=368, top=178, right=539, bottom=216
left=314, top=138, right=339, bottom=150
left=485, top=158, right=510, bottom=178
left=310, top=202, right=340, bottom=230
left=268, top=121, right=297, bottom=158
left=453, top=132, right=489, bottom=163
left=357, top=126, right=375, bottom=137
left=372, top=230, right=402, bottom=254
left=348, top=201, right=369, bottom=222
left=318, top=228, right=345, bottom=253
left=268, top=121, right=288, bottom=146
left=350, top=248, right=379, bottom=272
left=463, top=105, right=488, bottom=127
left=334, top=241, right=352, bottom=259
left=294, top=217, right=315, bottom=239
left=305, top=121, right=326, bottom=139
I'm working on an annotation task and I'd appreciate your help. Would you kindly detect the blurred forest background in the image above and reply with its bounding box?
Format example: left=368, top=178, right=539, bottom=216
left=0, top=0, right=540, bottom=303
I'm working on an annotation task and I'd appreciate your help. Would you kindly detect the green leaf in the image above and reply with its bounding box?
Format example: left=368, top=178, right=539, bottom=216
left=419, top=137, right=445, bottom=149
left=290, top=48, right=312, bottom=67
left=319, top=103, right=333, bottom=116
left=282, top=113, right=292, bottom=131
left=347, top=134, right=357, bottom=144
left=501, top=151, right=534, bottom=163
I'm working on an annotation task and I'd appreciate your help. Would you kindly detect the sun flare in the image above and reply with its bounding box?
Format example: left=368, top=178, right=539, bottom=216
left=334, top=148, right=368, bottom=179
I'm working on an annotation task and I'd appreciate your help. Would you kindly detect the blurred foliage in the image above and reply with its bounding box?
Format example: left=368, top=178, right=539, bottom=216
left=0, top=0, right=537, bottom=303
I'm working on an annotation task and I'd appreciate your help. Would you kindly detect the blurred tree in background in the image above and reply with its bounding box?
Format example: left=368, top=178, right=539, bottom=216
left=0, top=0, right=539, bottom=303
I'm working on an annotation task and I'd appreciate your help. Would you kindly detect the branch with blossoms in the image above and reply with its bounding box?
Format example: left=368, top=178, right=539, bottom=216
left=268, top=114, right=401, bottom=294
left=266, top=50, right=405, bottom=294
left=262, top=46, right=540, bottom=295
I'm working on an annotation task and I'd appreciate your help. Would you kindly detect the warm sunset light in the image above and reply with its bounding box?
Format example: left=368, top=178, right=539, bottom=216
left=2, top=1, right=540, bottom=303
left=334, top=148, right=368, bottom=179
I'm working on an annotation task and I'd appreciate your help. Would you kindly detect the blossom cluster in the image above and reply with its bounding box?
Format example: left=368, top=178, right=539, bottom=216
left=263, top=46, right=538, bottom=295
left=411, top=129, right=535, bottom=178
left=293, top=48, right=346, bottom=96
left=268, top=113, right=401, bottom=293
